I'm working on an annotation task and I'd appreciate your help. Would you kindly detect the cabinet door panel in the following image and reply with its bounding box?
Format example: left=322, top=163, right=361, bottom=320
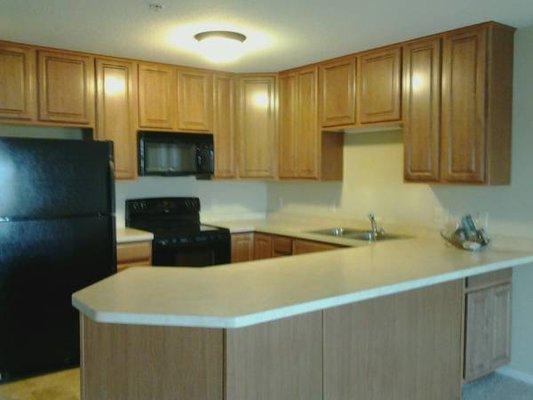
left=441, top=28, right=487, bottom=183
left=0, top=43, right=35, bottom=120
left=177, top=70, right=212, bottom=132
left=96, top=58, right=138, bottom=180
left=319, top=57, right=356, bottom=127
left=278, top=72, right=297, bottom=178
left=253, top=233, right=273, bottom=260
left=403, top=38, right=441, bottom=182
left=491, top=284, right=511, bottom=368
left=213, top=74, right=236, bottom=178
left=296, top=67, right=319, bottom=178
left=465, top=288, right=493, bottom=381
left=292, top=240, right=338, bottom=255
left=138, top=63, right=176, bottom=130
left=231, top=233, right=254, bottom=263
left=236, top=76, right=277, bottom=178
left=38, top=50, right=94, bottom=125
left=358, top=47, right=401, bottom=124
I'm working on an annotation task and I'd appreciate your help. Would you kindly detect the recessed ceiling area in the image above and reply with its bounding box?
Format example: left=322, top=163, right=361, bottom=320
left=1, top=0, right=532, bottom=72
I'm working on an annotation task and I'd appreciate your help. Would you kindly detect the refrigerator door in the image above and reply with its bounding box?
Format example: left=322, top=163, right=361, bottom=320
left=0, top=138, right=114, bottom=219
left=0, top=215, right=116, bottom=381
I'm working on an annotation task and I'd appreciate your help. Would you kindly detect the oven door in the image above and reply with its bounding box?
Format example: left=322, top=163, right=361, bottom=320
left=152, top=238, right=230, bottom=267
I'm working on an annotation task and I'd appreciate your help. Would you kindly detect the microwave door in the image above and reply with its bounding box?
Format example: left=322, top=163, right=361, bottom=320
left=168, top=143, right=197, bottom=175
left=145, top=142, right=169, bottom=174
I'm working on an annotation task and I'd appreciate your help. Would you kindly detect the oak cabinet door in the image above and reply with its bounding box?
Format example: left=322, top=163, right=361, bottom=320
left=295, top=66, right=319, bottom=178
left=213, top=73, right=236, bottom=178
left=177, top=69, right=212, bottom=132
left=464, top=283, right=512, bottom=382
left=319, top=57, right=356, bottom=128
left=278, top=72, right=298, bottom=178
left=358, top=47, right=401, bottom=124
left=292, top=239, right=338, bottom=255
left=236, top=75, right=277, bottom=179
left=403, top=38, right=441, bottom=182
left=37, top=50, right=94, bottom=125
left=95, top=58, right=138, bottom=180
left=231, top=233, right=254, bottom=263
left=138, top=63, right=176, bottom=130
left=441, top=27, right=487, bottom=183
left=253, top=233, right=273, bottom=260
left=0, top=43, right=35, bottom=121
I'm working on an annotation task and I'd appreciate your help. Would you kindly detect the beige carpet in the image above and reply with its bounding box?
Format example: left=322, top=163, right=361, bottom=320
left=0, top=369, right=79, bottom=400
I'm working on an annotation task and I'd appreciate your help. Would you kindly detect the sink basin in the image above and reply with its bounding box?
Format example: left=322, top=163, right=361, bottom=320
left=308, top=227, right=405, bottom=241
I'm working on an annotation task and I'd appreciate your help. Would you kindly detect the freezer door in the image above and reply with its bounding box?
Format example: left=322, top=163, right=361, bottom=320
left=0, top=216, right=116, bottom=381
left=0, top=137, right=114, bottom=218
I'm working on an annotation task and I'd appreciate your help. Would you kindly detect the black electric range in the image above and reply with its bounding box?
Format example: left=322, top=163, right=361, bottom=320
left=125, top=197, right=230, bottom=267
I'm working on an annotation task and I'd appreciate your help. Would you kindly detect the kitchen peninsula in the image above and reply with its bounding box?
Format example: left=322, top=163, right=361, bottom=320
left=73, top=236, right=533, bottom=400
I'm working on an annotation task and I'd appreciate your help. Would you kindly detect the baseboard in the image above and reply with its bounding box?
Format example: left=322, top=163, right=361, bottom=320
left=498, top=366, right=533, bottom=385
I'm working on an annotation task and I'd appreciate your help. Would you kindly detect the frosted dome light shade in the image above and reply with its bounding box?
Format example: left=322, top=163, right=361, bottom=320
left=194, top=31, right=247, bottom=63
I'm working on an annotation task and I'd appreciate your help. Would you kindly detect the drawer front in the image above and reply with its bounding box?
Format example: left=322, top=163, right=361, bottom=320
left=117, top=241, right=152, bottom=264
left=272, top=236, right=293, bottom=257
left=292, top=239, right=339, bottom=255
left=466, top=269, right=512, bottom=291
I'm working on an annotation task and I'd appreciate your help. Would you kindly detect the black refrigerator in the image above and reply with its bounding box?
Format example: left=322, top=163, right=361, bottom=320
left=0, top=137, right=117, bottom=383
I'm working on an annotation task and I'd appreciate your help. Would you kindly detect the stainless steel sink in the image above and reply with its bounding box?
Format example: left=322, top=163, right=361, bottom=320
left=308, top=227, right=406, bottom=241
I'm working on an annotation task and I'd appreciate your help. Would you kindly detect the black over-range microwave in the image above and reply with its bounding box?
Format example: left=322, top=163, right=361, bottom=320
left=138, top=132, right=214, bottom=178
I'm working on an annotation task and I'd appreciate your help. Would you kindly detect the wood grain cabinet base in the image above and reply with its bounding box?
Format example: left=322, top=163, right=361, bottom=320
left=116, top=241, right=152, bottom=272
left=81, top=280, right=464, bottom=400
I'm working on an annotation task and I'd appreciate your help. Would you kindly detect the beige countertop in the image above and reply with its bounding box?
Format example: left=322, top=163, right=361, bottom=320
left=116, top=228, right=153, bottom=244
left=73, top=224, right=533, bottom=328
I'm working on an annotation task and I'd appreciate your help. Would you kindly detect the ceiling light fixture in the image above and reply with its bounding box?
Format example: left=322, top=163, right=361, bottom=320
left=194, top=30, right=247, bottom=63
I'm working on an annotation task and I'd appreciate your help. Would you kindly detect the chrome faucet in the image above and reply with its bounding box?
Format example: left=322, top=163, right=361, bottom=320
left=368, top=213, right=384, bottom=240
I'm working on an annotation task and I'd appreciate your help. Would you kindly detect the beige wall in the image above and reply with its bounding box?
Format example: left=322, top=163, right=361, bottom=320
left=115, top=178, right=267, bottom=227
left=268, top=25, right=533, bottom=378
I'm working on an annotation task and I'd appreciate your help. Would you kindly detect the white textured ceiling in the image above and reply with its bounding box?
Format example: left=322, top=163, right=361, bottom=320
left=1, top=0, right=532, bottom=72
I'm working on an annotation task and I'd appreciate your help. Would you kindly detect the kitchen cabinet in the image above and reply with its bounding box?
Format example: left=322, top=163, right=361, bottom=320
left=235, top=75, right=277, bottom=179
left=357, top=46, right=402, bottom=124
left=278, top=72, right=298, bottom=178
left=37, top=50, right=94, bottom=125
left=292, top=239, right=340, bottom=255
left=0, top=42, right=36, bottom=121
left=441, top=24, right=514, bottom=184
left=177, top=68, right=212, bottom=132
left=319, top=57, right=356, bottom=128
left=253, top=233, right=273, bottom=260
left=231, top=233, right=254, bottom=263
left=213, top=73, right=236, bottom=178
left=116, top=241, right=152, bottom=272
left=403, top=37, right=441, bottom=182
left=279, top=67, right=344, bottom=180
left=138, top=62, right=176, bottom=130
left=272, top=236, right=293, bottom=257
left=95, top=58, right=138, bottom=180
left=464, top=269, right=512, bottom=382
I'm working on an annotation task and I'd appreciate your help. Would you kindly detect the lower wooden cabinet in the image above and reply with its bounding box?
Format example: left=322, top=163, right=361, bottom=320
left=231, top=233, right=340, bottom=262
left=253, top=233, right=273, bottom=260
left=292, top=239, right=339, bottom=255
left=116, top=241, right=152, bottom=272
left=231, top=233, right=254, bottom=263
left=464, top=269, right=512, bottom=382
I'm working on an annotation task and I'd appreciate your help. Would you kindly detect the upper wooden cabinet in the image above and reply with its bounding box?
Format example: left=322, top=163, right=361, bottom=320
left=213, top=73, right=236, bottom=178
left=279, top=67, right=343, bottom=181
left=357, top=47, right=402, bottom=124
left=235, top=75, right=277, bottom=179
left=138, top=63, right=176, bottom=130
left=441, top=24, right=514, bottom=184
left=37, top=50, right=94, bottom=125
left=0, top=43, right=36, bottom=121
left=319, top=57, right=356, bottom=128
left=403, top=38, right=441, bottom=182
left=95, top=58, right=138, bottom=180
left=278, top=72, right=298, bottom=178
left=176, top=69, right=212, bottom=132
